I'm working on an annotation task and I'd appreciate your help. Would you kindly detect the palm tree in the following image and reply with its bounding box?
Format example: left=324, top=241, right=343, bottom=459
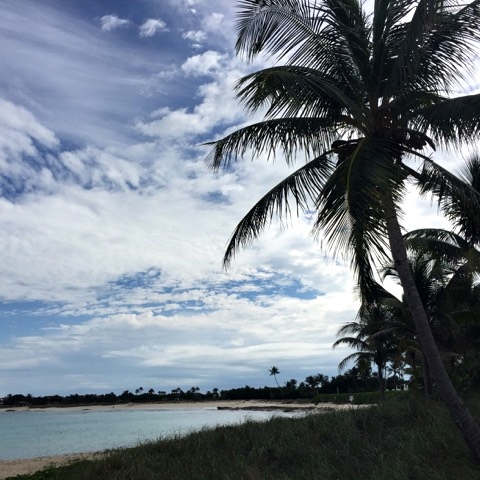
left=333, top=301, right=399, bottom=399
left=206, top=0, right=480, bottom=458
left=400, top=152, right=480, bottom=391
left=401, top=227, right=480, bottom=388
left=305, top=373, right=329, bottom=395
left=269, top=366, right=281, bottom=387
left=285, top=378, right=298, bottom=389
left=383, top=246, right=456, bottom=395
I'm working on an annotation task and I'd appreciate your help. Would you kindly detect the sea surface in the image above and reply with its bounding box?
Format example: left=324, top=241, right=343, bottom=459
left=0, top=407, right=297, bottom=461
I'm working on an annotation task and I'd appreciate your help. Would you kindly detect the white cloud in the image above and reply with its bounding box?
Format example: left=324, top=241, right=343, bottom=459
left=139, top=18, right=168, bottom=38
left=135, top=54, right=251, bottom=139
left=182, top=30, right=207, bottom=46
left=100, top=14, right=131, bottom=31
left=166, top=0, right=201, bottom=15
left=0, top=285, right=357, bottom=394
left=181, top=50, right=227, bottom=77
left=0, top=2, right=186, bottom=149
left=202, top=12, right=228, bottom=38
left=0, top=99, right=59, bottom=155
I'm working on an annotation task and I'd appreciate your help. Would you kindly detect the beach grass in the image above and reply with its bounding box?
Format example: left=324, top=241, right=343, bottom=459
left=8, top=396, right=480, bottom=480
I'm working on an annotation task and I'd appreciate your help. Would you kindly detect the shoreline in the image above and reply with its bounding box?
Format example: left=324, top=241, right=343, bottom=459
left=0, top=399, right=353, bottom=413
left=0, top=400, right=365, bottom=479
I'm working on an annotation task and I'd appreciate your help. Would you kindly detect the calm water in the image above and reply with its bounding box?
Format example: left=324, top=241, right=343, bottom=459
left=0, top=407, right=296, bottom=461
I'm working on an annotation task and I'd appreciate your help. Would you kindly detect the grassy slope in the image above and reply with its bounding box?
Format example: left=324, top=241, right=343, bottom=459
left=10, top=397, right=480, bottom=480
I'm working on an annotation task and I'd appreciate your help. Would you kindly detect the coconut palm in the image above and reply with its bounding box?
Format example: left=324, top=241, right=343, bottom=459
left=304, top=373, right=328, bottom=395
left=206, top=0, right=480, bottom=458
left=385, top=156, right=480, bottom=392
left=401, top=227, right=480, bottom=385
left=402, top=153, right=480, bottom=382
left=269, top=366, right=281, bottom=386
left=383, top=244, right=458, bottom=394
left=333, top=300, right=399, bottom=399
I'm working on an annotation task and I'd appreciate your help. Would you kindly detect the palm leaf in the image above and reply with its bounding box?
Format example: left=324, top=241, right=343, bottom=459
left=235, top=0, right=321, bottom=62
left=386, top=0, right=480, bottom=97
left=236, top=66, right=365, bottom=121
left=205, top=117, right=337, bottom=169
left=404, top=229, right=472, bottom=260
left=371, top=0, right=414, bottom=90
left=308, top=0, right=371, bottom=92
left=312, top=138, right=407, bottom=299
left=413, top=93, right=480, bottom=146
left=416, top=158, right=480, bottom=245
left=221, top=151, right=335, bottom=268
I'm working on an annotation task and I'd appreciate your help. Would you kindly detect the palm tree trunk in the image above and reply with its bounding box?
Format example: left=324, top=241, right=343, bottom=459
left=384, top=196, right=480, bottom=462
left=377, top=361, right=385, bottom=401
left=421, top=352, right=432, bottom=400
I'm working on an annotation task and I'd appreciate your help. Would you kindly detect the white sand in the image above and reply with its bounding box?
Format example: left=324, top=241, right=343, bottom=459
left=0, top=400, right=365, bottom=479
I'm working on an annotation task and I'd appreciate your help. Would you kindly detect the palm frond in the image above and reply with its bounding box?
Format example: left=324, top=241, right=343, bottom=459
left=417, top=158, right=480, bottom=245
left=335, top=320, right=363, bottom=336
left=371, top=0, right=414, bottom=89
left=312, top=138, right=406, bottom=297
left=386, top=0, right=480, bottom=96
left=336, top=351, right=365, bottom=371
left=403, top=229, right=480, bottom=300
left=235, top=66, right=365, bottom=121
left=418, top=0, right=480, bottom=91
left=459, top=153, right=480, bottom=193
left=205, top=117, right=337, bottom=170
left=404, top=229, right=471, bottom=260
left=235, top=0, right=321, bottom=62
left=332, top=336, right=367, bottom=349
left=412, top=93, right=480, bottom=146
left=236, top=0, right=374, bottom=112
left=309, top=0, right=371, bottom=94
left=222, top=151, right=335, bottom=268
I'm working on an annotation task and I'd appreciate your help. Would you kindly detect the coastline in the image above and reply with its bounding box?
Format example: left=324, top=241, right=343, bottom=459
left=0, top=400, right=364, bottom=479
left=0, top=398, right=362, bottom=413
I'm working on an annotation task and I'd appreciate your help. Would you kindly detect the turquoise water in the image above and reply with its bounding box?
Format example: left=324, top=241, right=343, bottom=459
left=0, top=407, right=294, bottom=461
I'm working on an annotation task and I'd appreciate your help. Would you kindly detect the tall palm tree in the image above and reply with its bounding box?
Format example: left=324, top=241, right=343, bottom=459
left=269, top=366, right=281, bottom=387
left=206, top=0, right=480, bottom=458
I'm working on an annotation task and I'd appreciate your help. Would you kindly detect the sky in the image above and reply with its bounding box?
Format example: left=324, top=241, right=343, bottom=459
left=0, top=0, right=477, bottom=397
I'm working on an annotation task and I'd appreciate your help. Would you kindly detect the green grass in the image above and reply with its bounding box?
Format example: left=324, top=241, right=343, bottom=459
left=9, top=397, right=480, bottom=480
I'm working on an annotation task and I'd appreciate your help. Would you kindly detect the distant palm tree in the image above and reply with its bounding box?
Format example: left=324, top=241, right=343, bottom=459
left=334, top=302, right=398, bottom=399
left=206, top=0, right=480, bottom=458
left=305, top=373, right=328, bottom=395
left=285, top=378, right=298, bottom=389
left=269, top=366, right=280, bottom=387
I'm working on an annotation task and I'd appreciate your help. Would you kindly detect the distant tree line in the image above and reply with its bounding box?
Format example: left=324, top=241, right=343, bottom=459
left=0, top=368, right=407, bottom=407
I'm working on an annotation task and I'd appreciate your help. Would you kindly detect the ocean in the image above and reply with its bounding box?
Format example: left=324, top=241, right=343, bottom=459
left=0, top=406, right=297, bottom=461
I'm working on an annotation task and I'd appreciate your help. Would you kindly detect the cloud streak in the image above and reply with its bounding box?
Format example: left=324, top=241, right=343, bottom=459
left=100, top=14, right=131, bottom=31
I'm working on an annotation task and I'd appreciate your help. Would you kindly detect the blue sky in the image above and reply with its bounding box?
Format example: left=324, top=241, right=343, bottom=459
left=0, top=0, right=472, bottom=397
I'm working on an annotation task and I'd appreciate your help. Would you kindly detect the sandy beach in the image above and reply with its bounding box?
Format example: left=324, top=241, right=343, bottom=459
left=0, top=400, right=363, bottom=479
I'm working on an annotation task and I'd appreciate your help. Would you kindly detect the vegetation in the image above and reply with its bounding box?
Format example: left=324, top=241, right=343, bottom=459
left=269, top=366, right=281, bottom=387
left=206, top=0, right=480, bottom=459
left=0, top=367, right=406, bottom=408
left=8, top=397, right=480, bottom=480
